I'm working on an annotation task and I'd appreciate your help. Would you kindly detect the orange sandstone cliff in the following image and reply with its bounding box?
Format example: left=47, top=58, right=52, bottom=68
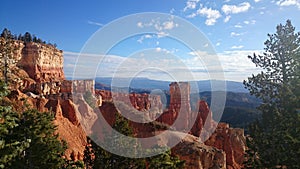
left=6, top=41, right=95, bottom=161
left=8, top=40, right=246, bottom=168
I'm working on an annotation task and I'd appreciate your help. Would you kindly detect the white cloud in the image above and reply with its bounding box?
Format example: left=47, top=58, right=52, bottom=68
left=216, top=42, right=221, bottom=46
left=136, top=18, right=179, bottom=41
left=137, top=34, right=153, bottom=43
left=184, top=0, right=200, bottom=11
left=244, top=20, right=256, bottom=25
left=216, top=50, right=262, bottom=81
left=186, top=50, right=263, bottom=81
left=234, top=24, right=243, bottom=28
left=87, top=20, right=104, bottom=26
left=137, top=19, right=178, bottom=32
left=64, top=49, right=262, bottom=82
left=163, top=21, right=178, bottom=30
left=155, top=47, right=177, bottom=54
left=197, top=7, right=222, bottom=25
left=254, top=0, right=261, bottom=2
left=231, top=45, right=244, bottom=49
left=144, top=34, right=152, bottom=38
left=137, top=22, right=143, bottom=28
left=157, top=31, right=169, bottom=38
left=155, top=47, right=162, bottom=52
left=276, top=0, right=300, bottom=9
left=224, top=15, right=231, bottom=22
left=187, top=13, right=197, bottom=18
left=231, top=32, right=244, bottom=36
left=222, top=2, right=251, bottom=14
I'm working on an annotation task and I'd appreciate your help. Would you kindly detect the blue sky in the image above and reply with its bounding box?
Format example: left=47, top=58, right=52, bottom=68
left=1, top=0, right=300, bottom=82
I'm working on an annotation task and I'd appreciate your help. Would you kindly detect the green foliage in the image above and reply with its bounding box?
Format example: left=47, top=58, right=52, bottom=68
left=0, top=80, right=83, bottom=169
left=63, top=159, right=85, bottom=169
left=0, top=35, right=17, bottom=84
left=145, top=146, right=185, bottom=169
left=8, top=108, right=67, bottom=169
left=244, top=20, right=300, bottom=168
left=89, top=113, right=146, bottom=169
left=0, top=81, right=30, bottom=168
left=0, top=28, right=14, bottom=40
left=0, top=28, right=58, bottom=47
left=84, top=112, right=184, bottom=169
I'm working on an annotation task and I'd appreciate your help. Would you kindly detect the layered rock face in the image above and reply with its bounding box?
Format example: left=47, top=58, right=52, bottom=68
left=18, top=42, right=65, bottom=82
left=205, top=123, right=246, bottom=169
left=97, top=100, right=227, bottom=168
left=168, top=82, right=191, bottom=130
left=156, top=82, right=192, bottom=130
left=155, top=82, right=245, bottom=168
left=7, top=90, right=89, bottom=161
left=97, top=83, right=246, bottom=169
left=9, top=41, right=97, bottom=161
left=10, top=40, right=246, bottom=168
left=171, top=133, right=226, bottom=169
left=96, top=89, right=163, bottom=120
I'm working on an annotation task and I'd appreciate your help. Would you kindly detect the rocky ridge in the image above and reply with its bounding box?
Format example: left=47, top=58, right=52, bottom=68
left=7, top=40, right=246, bottom=168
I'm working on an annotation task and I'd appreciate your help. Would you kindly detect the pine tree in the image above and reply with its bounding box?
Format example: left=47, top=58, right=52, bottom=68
left=91, top=113, right=146, bottom=169
left=0, top=31, right=17, bottom=84
left=84, top=109, right=184, bottom=169
left=244, top=20, right=300, bottom=168
left=0, top=80, right=83, bottom=168
left=9, top=108, right=67, bottom=169
left=145, top=146, right=185, bottom=169
left=23, top=32, right=32, bottom=43
left=0, top=80, right=30, bottom=169
left=0, top=29, right=13, bottom=40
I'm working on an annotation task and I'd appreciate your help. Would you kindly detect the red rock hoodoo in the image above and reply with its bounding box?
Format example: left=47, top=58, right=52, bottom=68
left=8, top=40, right=246, bottom=168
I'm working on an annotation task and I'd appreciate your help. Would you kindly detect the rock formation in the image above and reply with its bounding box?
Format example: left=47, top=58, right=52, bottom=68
left=7, top=40, right=246, bottom=168
left=7, top=90, right=88, bottom=161
left=168, top=82, right=191, bottom=130
left=6, top=41, right=98, bottom=161
left=171, top=133, right=226, bottom=169
left=149, top=82, right=245, bottom=168
left=18, top=42, right=64, bottom=82
left=96, top=90, right=163, bottom=120
left=205, top=123, right=246, bottom=169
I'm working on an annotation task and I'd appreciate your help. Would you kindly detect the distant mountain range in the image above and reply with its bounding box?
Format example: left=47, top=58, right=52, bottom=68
left=95, top=77, right=249, bottom=93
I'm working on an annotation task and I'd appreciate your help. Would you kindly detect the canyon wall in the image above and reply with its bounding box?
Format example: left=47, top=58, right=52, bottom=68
left=205, top=123, right=246, bottom=169
left=9, top=41, right=96, bottom=161
left=18, top=42, right=65, bottom=82
left=10, top=40, right=246, bottom=168
left=96, top=83, right=246, bottom=169
left=151, top=82, right=245, bottom=168
left=96, top=89, right=163, bottom=120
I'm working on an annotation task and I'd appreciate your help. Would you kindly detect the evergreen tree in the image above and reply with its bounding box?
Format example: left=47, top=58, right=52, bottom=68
left=84, top=111, right=184, bottom=169
left=9, top=108, right=67, bottom=169
left=0, top=80, right=83, bottom=169
left=92, top=113, right=146, bottom=169
left=0, top=81, right=30, bottom=169
left=0, top=32, right=17, bottom=84
left=145, top=146, right=185, bottom=169
left=23, top=32, right=32, bottom=43
left=0, top=29, right=13, bottom=40
left=244, top=20, right=300, bottom=168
